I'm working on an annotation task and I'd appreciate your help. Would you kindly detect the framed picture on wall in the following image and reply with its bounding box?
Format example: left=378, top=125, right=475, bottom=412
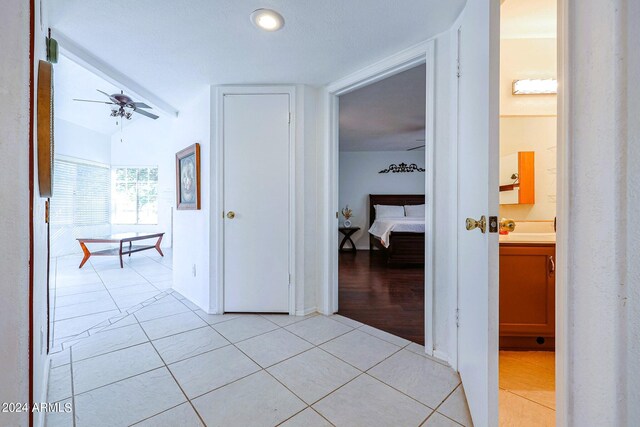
left=175, top=143, right=201, bottom=210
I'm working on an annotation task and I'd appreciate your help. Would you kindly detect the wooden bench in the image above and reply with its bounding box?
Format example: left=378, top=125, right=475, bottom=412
left=77, top=232, right=165, bottom=269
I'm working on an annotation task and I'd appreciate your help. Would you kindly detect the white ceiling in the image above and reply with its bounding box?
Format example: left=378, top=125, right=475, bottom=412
left=54, top=54, right=145, bottom=135
left=501, top=0, right=557, bottom=39
left=49, top=0, right=466, bottom=111
left=339, top=64, right=426, bottom=152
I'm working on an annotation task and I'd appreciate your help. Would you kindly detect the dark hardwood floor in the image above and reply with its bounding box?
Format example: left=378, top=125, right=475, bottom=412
left=338, top=250, right=425, bottom=345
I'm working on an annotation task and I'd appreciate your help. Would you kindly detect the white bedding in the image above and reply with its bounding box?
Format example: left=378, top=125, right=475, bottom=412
left=368, top=217, right=425, bottom=248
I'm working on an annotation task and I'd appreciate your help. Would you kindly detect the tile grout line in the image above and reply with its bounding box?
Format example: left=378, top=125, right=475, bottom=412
left=229, top=338, right=315, bottom=416
left=502, top=388, right=557, bottom=412
left=54, top=291, right=174, bottom=350
left=130, top=313, right=209, bottom=427
left=69, top=346, right=77, bottom=427
left=59, top=291, right=460, bottom=427
left=424, top=383, right=467, bottom=426
left=87, top=256, right=123, bottom=316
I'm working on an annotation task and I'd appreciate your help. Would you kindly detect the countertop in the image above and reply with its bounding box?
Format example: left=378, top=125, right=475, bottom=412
left=499, top=232, right=556, bottom=244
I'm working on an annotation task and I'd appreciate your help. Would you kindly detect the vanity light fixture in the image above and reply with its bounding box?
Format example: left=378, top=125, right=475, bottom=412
left=250, top=9, right=285, bottom=32
left=512, top=79, right=557, bottom=95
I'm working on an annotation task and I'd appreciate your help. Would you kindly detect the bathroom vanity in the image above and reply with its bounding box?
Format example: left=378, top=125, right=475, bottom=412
left=499, top=233, right=556, bottom=350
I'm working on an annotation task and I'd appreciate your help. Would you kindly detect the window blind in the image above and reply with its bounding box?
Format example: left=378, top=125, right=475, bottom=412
left=50, top=159, right=111, bottom=226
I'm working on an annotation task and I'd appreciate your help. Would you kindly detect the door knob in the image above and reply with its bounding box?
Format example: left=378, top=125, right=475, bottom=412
left=466, top=216, right=486, bottom=233
left=226, top=211, right=236, bottom=219
left=499, top=218, right=516, bottom=233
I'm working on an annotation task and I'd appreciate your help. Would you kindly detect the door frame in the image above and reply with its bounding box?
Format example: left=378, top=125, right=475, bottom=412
left=321, top=40, right=437, bottom=354
left=555, top=0, right=569, bottom=423
left=214, top=85, right=297, bottom=315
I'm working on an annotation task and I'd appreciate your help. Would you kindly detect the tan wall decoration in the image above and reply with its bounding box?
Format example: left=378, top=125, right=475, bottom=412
left=37, top=60, right=54, bottom=198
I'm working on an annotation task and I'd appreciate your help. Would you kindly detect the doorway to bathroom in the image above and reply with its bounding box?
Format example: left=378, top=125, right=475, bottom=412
left=498, top=0, right=558, bottom=423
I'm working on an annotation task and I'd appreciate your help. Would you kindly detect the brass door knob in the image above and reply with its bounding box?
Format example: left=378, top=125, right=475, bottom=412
left=466, top=216, right=486, bottom=233
left=226, top=211, right=236, bottom=219
left=499, top=218, right=516, bottom=232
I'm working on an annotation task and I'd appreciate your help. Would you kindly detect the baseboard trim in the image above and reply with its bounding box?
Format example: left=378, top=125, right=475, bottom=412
left=36, top=356, right=51, bottom=427
left=296, top=306, right=318, bottom=316
left=433, top=350, right=452, bottom=367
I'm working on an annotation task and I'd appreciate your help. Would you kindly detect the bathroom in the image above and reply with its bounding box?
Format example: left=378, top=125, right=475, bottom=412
left=498, top=0, right=557, bottom=425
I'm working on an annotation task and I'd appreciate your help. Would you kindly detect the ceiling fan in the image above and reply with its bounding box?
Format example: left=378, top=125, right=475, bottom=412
left=73, top=89, right=159, bottom=120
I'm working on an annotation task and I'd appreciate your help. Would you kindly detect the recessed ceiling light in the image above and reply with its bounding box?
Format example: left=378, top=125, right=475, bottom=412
left=250, top=9, right=285, bottom=32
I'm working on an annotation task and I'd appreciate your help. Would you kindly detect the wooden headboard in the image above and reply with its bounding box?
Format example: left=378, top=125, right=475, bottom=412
left=369, top=194, right=425, bottom=227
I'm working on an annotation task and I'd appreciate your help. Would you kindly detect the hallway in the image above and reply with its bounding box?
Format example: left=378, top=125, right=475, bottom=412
left=50, top=250, right=173, bottom=350
left=46, top=291, right=471, bottom=427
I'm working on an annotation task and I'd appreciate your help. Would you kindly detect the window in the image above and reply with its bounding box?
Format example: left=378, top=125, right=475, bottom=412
left=111, top=167, right=159, bottom=224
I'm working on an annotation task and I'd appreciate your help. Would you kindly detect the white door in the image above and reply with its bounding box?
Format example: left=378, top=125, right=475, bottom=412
left=223, top=93, right=291, bottom=312
left=456, top=1, right=500, bottom=426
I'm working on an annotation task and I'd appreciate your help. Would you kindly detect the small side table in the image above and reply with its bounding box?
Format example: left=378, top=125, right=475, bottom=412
left=338, top=227, right=360, bottom=253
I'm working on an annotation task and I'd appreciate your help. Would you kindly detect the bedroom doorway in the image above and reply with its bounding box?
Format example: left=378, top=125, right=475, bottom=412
left=336, top=64, right=427, bottom=344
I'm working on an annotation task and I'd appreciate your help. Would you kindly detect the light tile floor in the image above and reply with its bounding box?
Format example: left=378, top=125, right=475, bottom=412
left=46, top=291, right=472, bottom=427
left=50, top=249, right=172, bottom=350
left=499, top=351, right=555, bottom=426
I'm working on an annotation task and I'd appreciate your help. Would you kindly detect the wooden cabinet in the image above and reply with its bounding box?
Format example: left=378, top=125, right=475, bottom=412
left=499, top=243, right=555, bottom=350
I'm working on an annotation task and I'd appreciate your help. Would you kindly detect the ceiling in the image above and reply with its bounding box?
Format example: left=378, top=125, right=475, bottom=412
left=339, top=64, right=426, bottom=152
left=49, top=0, right=466, bottom=111
left=55, top=54, right=145, bottom=135
left=501, top=0, right=557, bottom=39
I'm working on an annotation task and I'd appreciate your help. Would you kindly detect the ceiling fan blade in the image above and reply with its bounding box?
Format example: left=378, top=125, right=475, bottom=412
left=73, top=98, right=114, bottom=104
left=134, top=108, right=159, bottom=120
left=132, top=102, right=152, bottom=109
left=97, top=89, right=122, bottom=105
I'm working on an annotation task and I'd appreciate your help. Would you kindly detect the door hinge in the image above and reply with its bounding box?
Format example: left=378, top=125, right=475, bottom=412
left=456, top=28, right=461, bottom=78
left=288, top=274, right=292, bottom=284
left=288, top=112, right=291, bottom=124
left=456, top=308, right=460, bottom=327
left=336, top=211, right=339, bottom=219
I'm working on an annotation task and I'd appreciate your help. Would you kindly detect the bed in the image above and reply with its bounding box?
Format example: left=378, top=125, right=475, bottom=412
left=368, top=194, right=425, bottom=265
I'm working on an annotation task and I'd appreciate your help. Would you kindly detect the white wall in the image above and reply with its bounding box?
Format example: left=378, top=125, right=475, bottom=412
left=110, top=117, right=175, bottom=247
left=338, top=151, right=426, bottom=249
left=52, top=119, right=112, bottom=256
left=171, top=89, right=211, bottom=312
left=500, top=38, right=556, bottom=116
left=560, top=0, right=639, bottom=425
left=298, top=85, right=321, bottom=314
left=0, top=2, right=31, bottom=425
left=56, top=118, right=111, bottom=164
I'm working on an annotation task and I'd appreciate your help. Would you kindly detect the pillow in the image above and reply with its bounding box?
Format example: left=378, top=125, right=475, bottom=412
left=375, top=204, right=405, bottom=219
left=404, top=204, right=425, bottom=218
